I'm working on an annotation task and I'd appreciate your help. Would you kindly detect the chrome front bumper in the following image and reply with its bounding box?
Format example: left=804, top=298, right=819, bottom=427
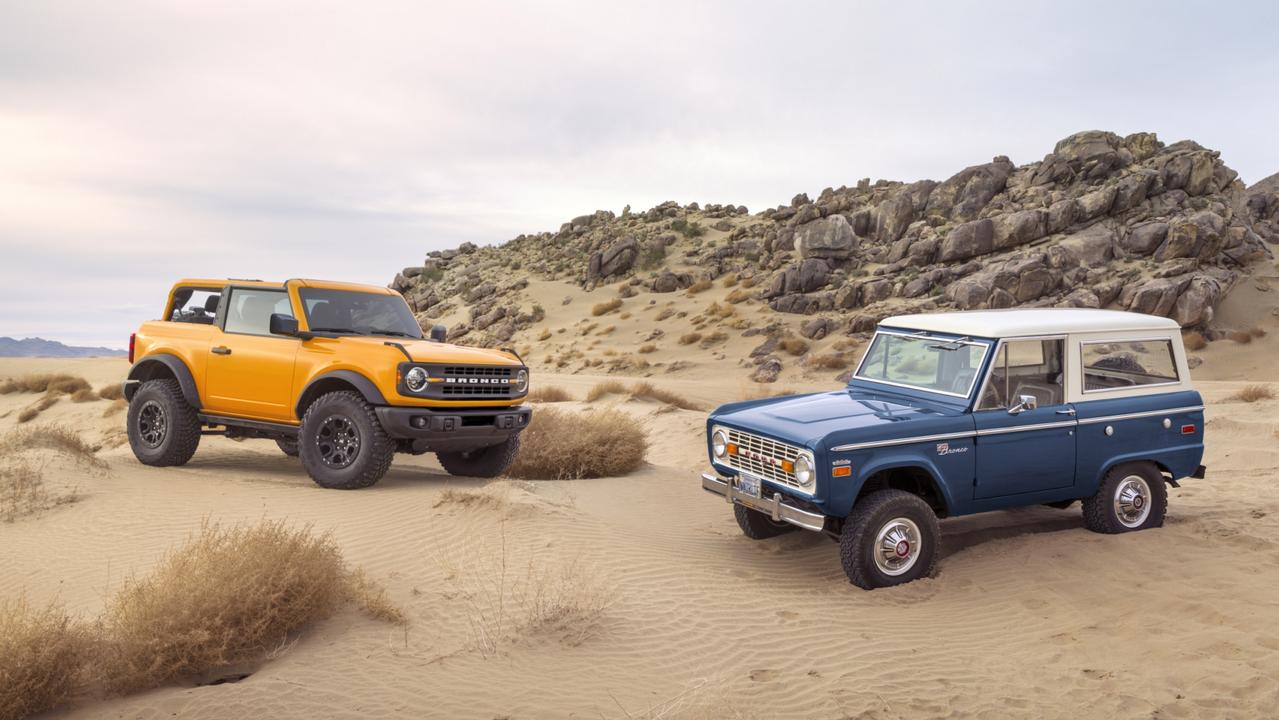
left=701, top=472, right=826, bottom=532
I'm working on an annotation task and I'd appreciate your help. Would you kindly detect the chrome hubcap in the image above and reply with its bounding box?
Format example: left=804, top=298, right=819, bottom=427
left=873, top=517, right=922, bottom=576
left=1113, top=475, right=1152, bottom=528
left=137, top=401, right=167, bottom=448
left=316, top=415, right=360, bottom=469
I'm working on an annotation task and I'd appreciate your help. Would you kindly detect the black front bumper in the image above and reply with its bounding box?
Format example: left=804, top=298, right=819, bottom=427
left=375, top=405, right=531, bottom=451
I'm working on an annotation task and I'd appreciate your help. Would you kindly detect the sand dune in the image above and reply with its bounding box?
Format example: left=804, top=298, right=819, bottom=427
left=2, top=341, right=1279, bottom=718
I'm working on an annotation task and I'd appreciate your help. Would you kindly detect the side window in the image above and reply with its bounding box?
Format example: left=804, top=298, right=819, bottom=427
left=977, top=339, right=1065, bottom=410
left=169, top=288, right=221, bottom=324
left=1082, top=339, right=1179, bottom=391
left=222, top=289, right=292, bottom=336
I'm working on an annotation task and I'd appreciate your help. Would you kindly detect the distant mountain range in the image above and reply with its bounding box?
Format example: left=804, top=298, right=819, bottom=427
left=0, top=336, right=126, bottom=358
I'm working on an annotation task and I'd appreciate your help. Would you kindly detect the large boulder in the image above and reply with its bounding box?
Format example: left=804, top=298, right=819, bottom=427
left=925, top=157, right=1014, bottom=221
left=937, top=218, right=995, bottom=262
left=765, top=259, right=831, bottom=297
left=1122, top=222, right=1169, bottom=256
left=1171, top=274, right=1224, bottom=327
left=1058, top=223, right=1115, bottom=267
left=588, top=236, right=639, bottom=279
left=1051, top=130, right=1128, bottom=180
left=991, top=209, right=1047, bottom=250
left=1122, top=276, right=1191, bottom=317
left=1155, top=211, right=1225, bottom=261
left=795, top=215, right=857, bottom=259
left=651, top=270, right=693, bottom=293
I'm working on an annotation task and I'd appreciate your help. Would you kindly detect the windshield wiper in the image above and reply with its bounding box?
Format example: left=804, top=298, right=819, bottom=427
left=366, top=328, right=418, bottom=338
left=308, top=326, right=360, bottom=334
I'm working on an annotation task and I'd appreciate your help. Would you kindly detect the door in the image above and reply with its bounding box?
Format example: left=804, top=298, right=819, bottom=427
left=972, top=338, right=1077, bottom=499
left=204, top=287, right=300, bottom=422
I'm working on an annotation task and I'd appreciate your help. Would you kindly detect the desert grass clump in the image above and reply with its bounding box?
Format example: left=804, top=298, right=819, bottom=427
left=536, top=329, right=552, bottom=342
left=526, top=385, right=572, bottom=403
left=1251, top=326, right=1268, bottom=338
left=629, top=382, right=703, bottom=411
left=0, top=462, right=78, bottom=523
left=96, top=520, right=348, bottom=694
left=102, top=400, right=127, bottom=418
left=0, top=596, right=94, bottom=720
left=685, top=279, right=713, bottom=295
left=698, top=331, right=729, bottom=348
left=16, top=394, right=60, bottom=424
left=779, top=336, right=810, bottom=356
left=585, top=380, right=628, bottom=402
left=1182, top=331, right=1208, bottom=351
left=506, top=408, right=647, bottom=480
left=638, top=343, right=657, bottom=354
left=724, top=289, right=751, bottom=304
left=1229, top=330, right=1253, bottom=344
left=0, top=425, right=101, bottom=466
left=344, top=569, right=407, bottom=626
left=97, top=384, right=124, bottom=401
left=0, top=374, right=91, bottom=396
left=679, top=332, right=703, bottom=345
left=70, top=389, right=98, bottom=404
left=1228, top=384, right=1274, bottom=403
left=591, top=298, right=623, bottom=316
left=807, top=353, right=848, bottom=370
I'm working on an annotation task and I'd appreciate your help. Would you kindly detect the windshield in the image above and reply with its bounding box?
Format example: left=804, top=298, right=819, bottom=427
left=854, top=331, right=989, bottom=398
left=298, top=288, right=423, bottom=339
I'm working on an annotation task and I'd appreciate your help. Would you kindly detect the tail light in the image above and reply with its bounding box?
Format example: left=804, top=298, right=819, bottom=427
left=128, top=333, right=136, bottom=364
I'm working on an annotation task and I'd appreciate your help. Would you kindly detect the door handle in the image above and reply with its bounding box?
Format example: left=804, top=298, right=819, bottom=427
left=1056, top=408, right=1076, bottom=416
left=212, top=346, right=232, bottom=355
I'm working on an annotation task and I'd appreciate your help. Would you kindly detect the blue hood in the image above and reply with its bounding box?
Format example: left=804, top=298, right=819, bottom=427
left=711, top=388, right=972, bottom=451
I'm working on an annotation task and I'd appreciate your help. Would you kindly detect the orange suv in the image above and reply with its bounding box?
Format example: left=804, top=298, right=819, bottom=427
left=123, top=278, right=530, bottom=488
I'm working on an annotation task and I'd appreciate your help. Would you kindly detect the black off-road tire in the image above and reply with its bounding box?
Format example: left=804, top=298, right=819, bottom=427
left=734, top=504, right=798, bottom=539
left=840, top=489, right=940, bottom=590
left=299, top=391, right=394, bottom=489
left=276, top=438, right=300, bottom=457
left=1082, top=461, right=1167, bottom=534
left=436, top=435, right=521, bottom=478
left=127, top=379, right=201, bottom=467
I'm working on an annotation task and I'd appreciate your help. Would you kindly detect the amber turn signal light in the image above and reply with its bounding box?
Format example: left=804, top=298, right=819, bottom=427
left=832, top=466, right=852, bottom=478
left=726, top=443, right=738, bottom=455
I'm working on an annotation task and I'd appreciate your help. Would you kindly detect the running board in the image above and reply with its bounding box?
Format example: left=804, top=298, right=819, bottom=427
left=196, top=413, right=299, bottom=438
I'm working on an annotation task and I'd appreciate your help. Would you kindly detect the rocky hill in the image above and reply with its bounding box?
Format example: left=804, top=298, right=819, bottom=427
left=389, top=130, right=1278, bottom=381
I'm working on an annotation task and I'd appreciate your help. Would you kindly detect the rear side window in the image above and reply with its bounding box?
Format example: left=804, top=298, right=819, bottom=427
left=223, top=289, right=292, bottom=336
left=1082, top=339, right=1179, bottom=391
left=169, top=288, right=221, bottom=324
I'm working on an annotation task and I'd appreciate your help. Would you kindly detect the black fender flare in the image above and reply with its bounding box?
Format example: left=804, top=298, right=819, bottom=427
left=125, top=353, right=202, bottom=408
left=295, top=370, right=388, bottom=419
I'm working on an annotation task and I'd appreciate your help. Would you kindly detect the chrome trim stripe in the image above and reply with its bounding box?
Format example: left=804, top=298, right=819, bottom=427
left=832, top=431, right=976, bottom=453
left=975, top=420, right=1078, bottom=436
left=1076, top=405, right=1205, bottom=425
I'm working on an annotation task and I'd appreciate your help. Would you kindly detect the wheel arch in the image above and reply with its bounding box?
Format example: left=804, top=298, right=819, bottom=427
left=126, top=354, right=201, bottom=408
left=1091, top=454, right=1167, bottom=495
left=295, top=370, right=387, bottom=420
left=850, top=459, right=953, bottom=518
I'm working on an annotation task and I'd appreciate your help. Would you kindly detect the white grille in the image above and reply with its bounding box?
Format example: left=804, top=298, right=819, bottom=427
left=724, top=428, right=802, bottom=490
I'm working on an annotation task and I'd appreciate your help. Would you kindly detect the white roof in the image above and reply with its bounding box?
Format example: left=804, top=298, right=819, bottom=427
left=879, top=308, right=1180, bottom=338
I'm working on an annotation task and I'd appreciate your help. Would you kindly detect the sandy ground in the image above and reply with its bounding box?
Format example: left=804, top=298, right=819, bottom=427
left=2, top=329, right=1279, bottom=719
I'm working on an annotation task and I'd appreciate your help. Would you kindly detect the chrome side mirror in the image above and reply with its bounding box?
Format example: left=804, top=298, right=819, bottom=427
left=1008, top=394, right=1038, bottom=415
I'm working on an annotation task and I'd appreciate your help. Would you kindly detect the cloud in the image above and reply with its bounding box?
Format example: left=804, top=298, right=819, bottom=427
left=1, top=0, right=1277, bottom=347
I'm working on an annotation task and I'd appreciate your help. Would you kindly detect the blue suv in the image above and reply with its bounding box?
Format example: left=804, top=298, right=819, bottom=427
left=702, top=309, right=1207, bottom=589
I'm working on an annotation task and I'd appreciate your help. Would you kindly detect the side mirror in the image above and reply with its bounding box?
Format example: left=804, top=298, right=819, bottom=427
left=269, top=313, right=299, bottom=337
left=429, top=324, right=447, bottom=343
left=1008, top=394, right=1038, bottom=415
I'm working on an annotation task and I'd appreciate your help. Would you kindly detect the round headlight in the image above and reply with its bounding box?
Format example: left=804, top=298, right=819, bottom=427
left=405, top=366, right=428, bottom=392
left=712, top=429, right=728, bottom=458
left=514, top=369, right=529, bottom=393
left=794, top=453, right=815, bottom=488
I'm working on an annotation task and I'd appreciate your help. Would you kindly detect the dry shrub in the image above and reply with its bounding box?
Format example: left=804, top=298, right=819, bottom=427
left=1229, top=385, right=1274, bottom=403
left=97, top=384, right=124, bottom=401
left=344, top=570, right=407, bottom=626
left=0, top=425, right=101, bottom=466
left=655, top=307, right=676, bottom=321
left=506, top=408, right=647, bottom=480
left=807, top=353, right=848, bottom=370
left=698, top=331, right=728, bottom=348
left=721, top=273, right=739, bottom=288
left=0, top=597, right=94, bottom=720
left=704, top=302, right=735, bottom=319
left=597, top=325, right=616, bottom=336
left=1229, top=330, right=1253, bottom=344
left=630, top=382, right=703, bottom=411
left=1182, top=331, right=1208, bottom=351
left=70, top=389, right=98, bottom=404
left=638, top=343, right=657, bottom=354
left=591, top=298, right=623, bottom=316
left=0, top=374, right=91, bottom=396
left=779, top=336, right=810, bottom=355
left=685, top=279, right=713, bottom=295
left=16, top=394, right=60, bottom=424
left=739, top=274, right=760, bottom=289
left=96, top=520, right=348, bottom=694
left=15, top=408, right=39, bottom=424
left=679, top=332, right=703, bottom=345
left=725, top=288, right=752, bottom=304
left=433, top=487, right=510, bottom=512
left=103, top=400, right=127, bottom=418
left=832, top=337, right=860, bottom=352
left=0, top=462, right=79, bottom=523
left=1252, top=326, right=1268, bottom=338
left=739, top=384, right=799, bottom=401
left=537, top=329, right=552, bottom=342
left=585, top=380, right=628, bottom=402
left=527, top=385, right=572, bottom=403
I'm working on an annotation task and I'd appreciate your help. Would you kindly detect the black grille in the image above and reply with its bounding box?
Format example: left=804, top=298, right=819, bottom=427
left=441, top=385, right=511, bottom=397
left=443, top=366, right=513, bottom=378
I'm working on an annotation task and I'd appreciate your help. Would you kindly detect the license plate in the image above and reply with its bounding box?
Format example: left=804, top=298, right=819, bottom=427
left=736, top=473, right=761, bottom=498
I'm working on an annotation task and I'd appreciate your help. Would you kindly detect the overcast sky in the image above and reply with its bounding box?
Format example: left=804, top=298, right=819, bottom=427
left=3, top=1, right=1277, bottom=348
